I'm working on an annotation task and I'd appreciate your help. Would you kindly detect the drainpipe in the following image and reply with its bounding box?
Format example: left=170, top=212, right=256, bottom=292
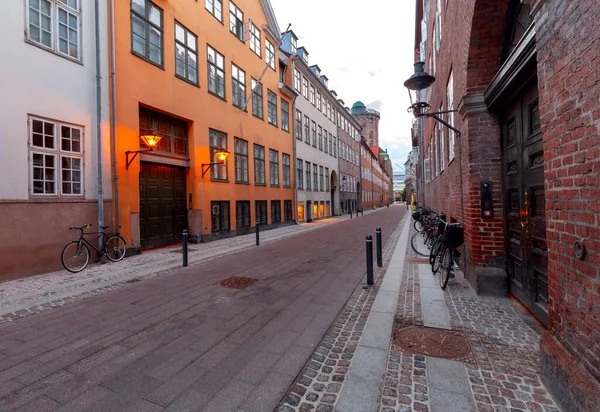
left=109, top=0, right=120, bottom=233
left=94, top=0, right=104, bottom=248
left=292, top=92, right=298, bottom=224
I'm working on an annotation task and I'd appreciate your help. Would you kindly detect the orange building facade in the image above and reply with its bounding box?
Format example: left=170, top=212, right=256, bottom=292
left=111, top=0, right=295, bottom=249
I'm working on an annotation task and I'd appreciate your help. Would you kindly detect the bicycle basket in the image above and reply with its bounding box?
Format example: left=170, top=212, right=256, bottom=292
left=441, top=226, right=464, bottom=248
left=412, top=212, right=421, bottom=221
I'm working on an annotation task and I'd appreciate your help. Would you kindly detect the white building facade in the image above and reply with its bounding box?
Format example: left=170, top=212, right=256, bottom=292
left=0, top=0, right=111, bottom=279
left=281, top=32, right=340, bottom=221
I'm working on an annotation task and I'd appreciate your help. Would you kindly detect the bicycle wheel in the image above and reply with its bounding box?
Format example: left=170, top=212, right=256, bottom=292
left=105, top=235, right=127, bottom=262
left=61, top=241, right=90, bottom=273
left=429, top=238, right=441, bottom=266
left=432, top=244, right=445, bottom=274
left=439, top=247, right=453, bottom=289
left=410, top=231, right=430, bottom=257
left=414, top=219, right=424, bottom=232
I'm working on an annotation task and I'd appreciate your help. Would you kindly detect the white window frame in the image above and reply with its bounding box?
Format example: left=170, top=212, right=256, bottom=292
left=293, top=69, right=301, bottom=91
left=265, top=39, right=275, bottom=69
left=26, top=0, right=82, bottom=61
left=229, top=1, right=243, bottom=41
left=447, top=71, right=455, bottom=162
left=205, top=0, right=223, bottom=22
left=29, top=115, right=85, bottom=197
left=249, top=22, right=261, bottom=57
left=174, top=21, right=198, bottom=85
left=302, top=77, right=308, bottom=99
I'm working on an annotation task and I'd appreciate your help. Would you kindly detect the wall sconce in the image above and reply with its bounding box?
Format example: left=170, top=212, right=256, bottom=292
left=126, top=133, right=162, bottom=169
left=202, top=149, right=230, bottom=177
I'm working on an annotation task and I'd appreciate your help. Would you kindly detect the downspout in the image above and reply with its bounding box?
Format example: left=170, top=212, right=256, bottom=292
left=292, top=92, right=298, bottom=224
left=94, top=0, right=104, bottom=247
left=109, top=0, right=120, bottom=233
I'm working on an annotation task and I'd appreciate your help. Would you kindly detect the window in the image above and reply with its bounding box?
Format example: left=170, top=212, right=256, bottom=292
left=290, top=36, right=297, bottom=53
left=254, top=144, right=265, bottom=185
left=311, top=121, right=317, bottom=147
left=234, top=138, right=248, bottom=183
left=209, top=129, right=227, bottom=180
left=302, top=77, right=309, bottom=99
left=316, top=92, right=321, bottom=111
left=211, top=201, right=230, bottom=233
left=29, top=116, right=83, bottom=196
left=231, top=63, right=246, bottom=109
left=313, top=164, right=318, bottom=191
left=229, top=1, right=243, bottom=41
left=295, top=110, right=302, bottom=140
left=281, top=99, right=290, bottom=132
left=309, top=85, right=315, bottom=105
left=267, top=90, right=278, bottom=126
left=294, top=69, right=301, bottom=91
left=447, top=71, right=455, bottom=161
left=297, top=158, right=303, bottom=189
left=250, top=23, right=261, bottom=56
left=318, top=126, right=323, bottom=152
left=284, top=200, right=293, bottom=222
left=319, top=166, right=324, bottom=191
left=438, top=115, right=445, bottom=172
left=436, top=0, right=442, bottom=51
left=236, top=200, right=251, bottom=228
left=282, top=153, right=291, bottom=187
left=424, top=156, right=431, bottom=182
left=205, top=0, right=222, bottom=22
left=255, top=200, right=267, bottom=224
left=271, top=201, right=281, bottom=223
left=325, top=168, right=329, bottom=191
left=251, top=78, right=263, bottom=118
left=27, top=0, right=81, bottom=60
left=266, top=39, right=275, bottom=70
left=131, top=0, right=163, bottom=66
left=321, top=98, right=327, bottom=115
left=329, top=133, right=334, bottom=156
left=305, top=161, right=311, bottom=190
left=175, top=22, right=198, bottom=85
left=303, top=115, right=310, bottom=144
left=269, top=149, right=279, bottom=186
left=207, top=45, right=225, bottom=98
left=139, top=107, right=188, bottom=157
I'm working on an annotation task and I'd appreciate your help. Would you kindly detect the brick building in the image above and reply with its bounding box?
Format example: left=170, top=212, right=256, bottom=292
left=411, top=0, right=600, bottom=410
left=337, top=102, right=362, bottom=214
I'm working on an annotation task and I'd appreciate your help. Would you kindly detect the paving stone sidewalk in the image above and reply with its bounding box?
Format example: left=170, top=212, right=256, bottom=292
left=378, top=229, right=561, bottom=412
left=0, top=212, right=383, bottom=322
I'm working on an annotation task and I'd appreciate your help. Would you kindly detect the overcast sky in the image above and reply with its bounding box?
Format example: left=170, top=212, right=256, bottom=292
left=270, top=0, right=417, bottom=172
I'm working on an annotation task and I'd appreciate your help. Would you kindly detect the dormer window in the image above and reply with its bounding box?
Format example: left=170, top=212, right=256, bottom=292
left=290, top=36, right=297, bottom=53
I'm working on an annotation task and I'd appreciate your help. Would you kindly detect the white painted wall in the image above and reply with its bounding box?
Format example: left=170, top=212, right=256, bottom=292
left=0, top=0, right=111, bottom=201
left=294, top=63, right=339, bottom=216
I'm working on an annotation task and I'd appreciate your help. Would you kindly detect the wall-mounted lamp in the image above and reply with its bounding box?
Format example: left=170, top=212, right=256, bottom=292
left=202, top=149, right=230, bottom=177
left=126, top=133, right=162, bottom=169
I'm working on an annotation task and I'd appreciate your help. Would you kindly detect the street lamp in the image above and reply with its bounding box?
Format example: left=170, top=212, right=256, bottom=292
left=403, top=61, right=466, bottom=269
left=201, top=149, right=230, bottom=177
left=125, top=132, right=163, bottom=169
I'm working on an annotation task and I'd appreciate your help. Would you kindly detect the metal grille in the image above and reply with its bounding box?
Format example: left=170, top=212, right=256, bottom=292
left=255, top=200, right=267, bottom=224
left=236, top=201, right=250, bottom=228
left=211, top=201, right=230, bottom=233
left=271, top=200, right=281, bottom=223
left=284, top=200, right=293, bottom=222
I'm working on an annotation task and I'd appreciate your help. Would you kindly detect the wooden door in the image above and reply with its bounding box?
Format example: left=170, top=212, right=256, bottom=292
left=502, top=85, right=548, bottom=326
left=139, top=163, right=187, bottom=249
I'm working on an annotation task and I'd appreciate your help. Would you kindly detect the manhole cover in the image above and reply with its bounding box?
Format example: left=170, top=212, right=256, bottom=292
left=393, top=325, right=476, bottom=364
left=218, top=276, right=258, bottom=290
left=406, top=258, right=430, bottom=264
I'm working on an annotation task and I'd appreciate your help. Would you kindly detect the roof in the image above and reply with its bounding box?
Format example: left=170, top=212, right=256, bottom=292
left=352, top=101, right=365, bottom=109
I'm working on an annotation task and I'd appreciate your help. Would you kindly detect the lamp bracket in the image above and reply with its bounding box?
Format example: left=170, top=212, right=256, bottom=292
left=201, top=162, right=225, bottom=178
left=125, top=149, right=151, bottom=170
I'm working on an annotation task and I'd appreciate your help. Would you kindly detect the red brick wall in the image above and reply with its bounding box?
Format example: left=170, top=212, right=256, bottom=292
left=535, top=0, right=600, bottom=395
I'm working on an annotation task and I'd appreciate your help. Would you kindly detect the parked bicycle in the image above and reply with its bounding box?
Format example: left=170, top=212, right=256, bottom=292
left=410, top=209, right=442, bottom=257
left=61, top=224, right=126, bottom=273
left=430, top=221, right=464, bottom=289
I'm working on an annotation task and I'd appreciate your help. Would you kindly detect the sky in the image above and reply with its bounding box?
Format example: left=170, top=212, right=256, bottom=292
left=270, top=0, right=417, bottom=172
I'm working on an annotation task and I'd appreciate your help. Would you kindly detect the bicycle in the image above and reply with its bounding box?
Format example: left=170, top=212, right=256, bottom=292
left=410, top=210, right=441, bottom=257
left=61, top=224, right=127, bottom=273
left=436, top=223, right=464, bottom=289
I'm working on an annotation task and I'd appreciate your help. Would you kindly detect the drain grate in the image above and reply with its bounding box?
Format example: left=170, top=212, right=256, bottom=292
left=218, top=276, right=258, bottom=290
left=393, top=325, right=476, bottom=364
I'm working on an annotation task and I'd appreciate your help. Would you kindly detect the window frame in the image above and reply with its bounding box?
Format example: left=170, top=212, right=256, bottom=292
left=234, top=137, right=249, bottom=184
left=229, top=1, right=244, bottom=41
left=174, top=21, right=198, bottom=86
left=303, top=115, right=310, bottom=144
left=249, top=22, right=261, bottom=57
left=309, top=84, right=315, bottom=105
left=205, top=0, right=223, bottom=22
left=313, top=164, right=318, bottom=192
left=297, top=157, right=304, bottom=189
left=271, top=200, right=281, bottom=223
left=29, top=115, right=85, bottom=198
left=255, top=200, right=267, bottom=224
left=282, top=153, right=291, bottom=188
left=251, top=78, right=264, bottom=119
left=267, top=89, right=278, bottom=126
left=295, top=109, right=302, bottom=140
left=231, top=63, right=246, bottom=110
left=311, top=121, right=317, bottom=147
left=265, top=39, right=276, bottom=70
left=305, top=161, right=311, bottom=190
left=281, top=99, right=290, bottom=132
left=207, top=45, right=226, bottom=99
left=236, top=200, right=251, bottom=228
left=254, top=144, right=265, bottom=185
left=209, top=128, right=228, bottom=181
left=130, top=0, right=164, bottom=67
left=269, top=149, right=279, bottom=187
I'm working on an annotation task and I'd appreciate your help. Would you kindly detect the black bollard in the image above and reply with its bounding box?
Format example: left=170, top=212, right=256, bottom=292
left=350, top=209, right=353, bottom=219
left=361, top=209, right=364, bottom=216
left=256, top=219, right=260, bottom=246
left=366, top=235, right=374, bottom=286
left=376, top=227, right=383, bottom=267
left=182, top=229, right=188, bottom=267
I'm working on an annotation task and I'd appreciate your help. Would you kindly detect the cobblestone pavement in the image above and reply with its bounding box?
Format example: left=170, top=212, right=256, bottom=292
left=275, top=216, right=405, bottom=412
left=0, top=207, right=404, bottom=412
left=0, top=212, right=381, bottom=322
left=378, top=230, right=561, bottom=412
